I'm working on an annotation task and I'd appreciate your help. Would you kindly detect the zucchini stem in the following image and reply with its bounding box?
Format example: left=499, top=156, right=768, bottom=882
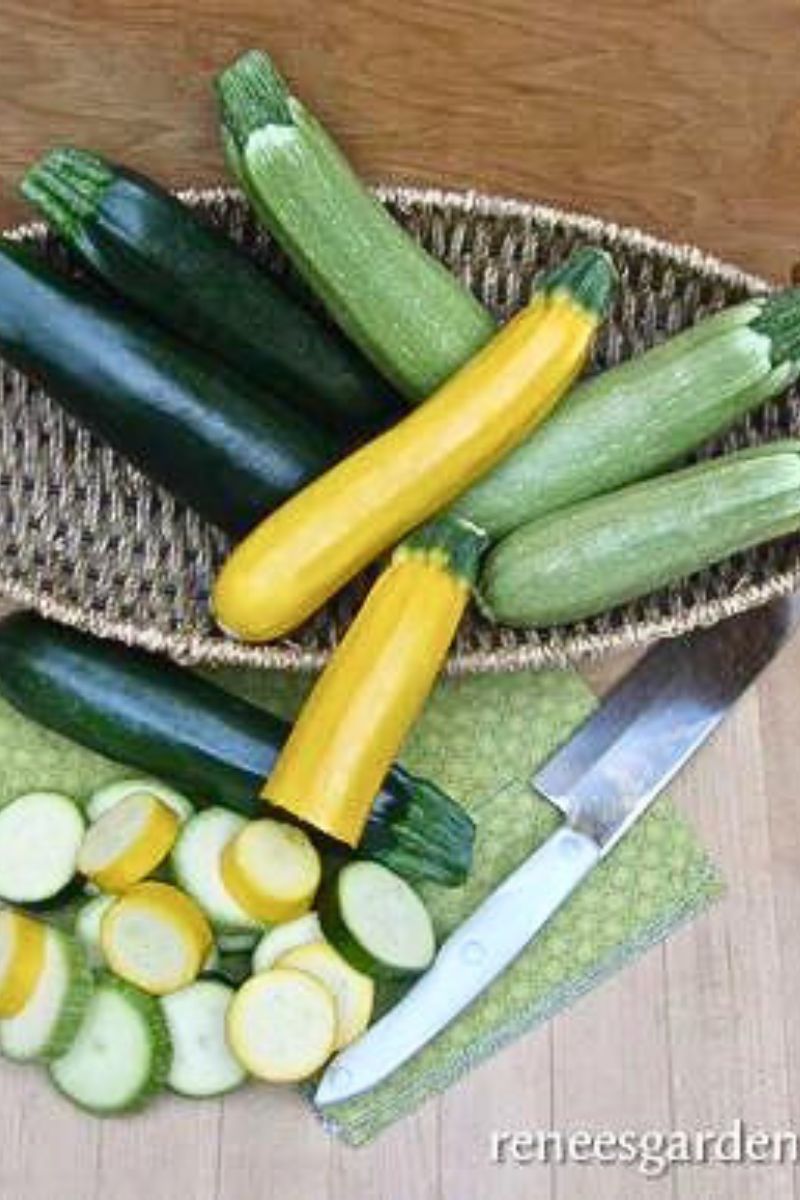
left=22, top=149, right=113, bottom=243
left=398, top=515, right=488, bottom=583
left=216, top=50, right=295, bottom=148
left=752, top=288, right=800, bottom=368
left=542, top=246, right=617, bottom=319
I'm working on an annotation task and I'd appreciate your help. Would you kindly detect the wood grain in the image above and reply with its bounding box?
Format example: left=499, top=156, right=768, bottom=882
left=1, top=0, right=800, bottom=281
left=0, top=1, right=799, bottom=1196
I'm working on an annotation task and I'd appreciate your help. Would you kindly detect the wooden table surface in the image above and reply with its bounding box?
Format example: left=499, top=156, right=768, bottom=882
left=1, top=2, right=800, bottom=1197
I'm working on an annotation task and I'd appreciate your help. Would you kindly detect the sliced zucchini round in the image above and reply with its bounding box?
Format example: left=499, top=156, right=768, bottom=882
left=0, top=928, right=93, bottom=1061
left=78, top=791, right=179, bottom=893
left=277, top=941, right=373, bottom=1050
left=50, top=975, right=172, bottom=1114
left=227, top=967, right=335, bottom=1083
left=87, top=778, right=195, bottom=825
left=170, top=808, right=261, bottom=932
left=161, top=979, right=246, bottom=1098
left=251, top=913, right=322, bottom=973
left=0, top=792, right=84, bottom=905
left=221, top=819, right=321, bottom=923
left=319, top=861, right=436, bottom=979
left=0, top=910, right=47, bottom=1017
left=74, top=894, right=116, bottom=969
left=102, top=882, right=213, bottom=996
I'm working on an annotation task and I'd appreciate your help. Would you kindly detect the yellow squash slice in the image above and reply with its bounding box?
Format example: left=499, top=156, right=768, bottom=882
left=78, top=791, right=179, bottom=893
left=227, top=968, right=335, bottom=1082
left=0, top=910, right=46, bottom=1018
left=101, top=882, right=212, bottom=996
left=277, top=941, right=374, bottom=1050
left=221, top=819, right=321, bottom=923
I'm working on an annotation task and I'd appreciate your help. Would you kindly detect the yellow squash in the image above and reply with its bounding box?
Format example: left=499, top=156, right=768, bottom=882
left=101, top=882, right=213, bottom=996
left=0, top=911, right=46, bottom=1018
left=221, top=818, right=321, bottom=922
left=77, top=791, right=179, bottom=893
left=265, top=517, right=486, bottom=845
left=213, top=247, right=616, bottom=642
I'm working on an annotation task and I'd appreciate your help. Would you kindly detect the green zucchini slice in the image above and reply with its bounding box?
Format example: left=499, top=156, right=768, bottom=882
left=319, top=861, right=435, bottom=980
left=50, top=975, right=171, bottom=1114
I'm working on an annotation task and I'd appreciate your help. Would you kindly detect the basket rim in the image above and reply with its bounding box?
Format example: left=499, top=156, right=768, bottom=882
left=0, top=182, right=789, bottom=675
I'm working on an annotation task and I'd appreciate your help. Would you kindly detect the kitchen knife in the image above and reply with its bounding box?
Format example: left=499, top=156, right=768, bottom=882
left=315, top=594, right=800, bottom=1107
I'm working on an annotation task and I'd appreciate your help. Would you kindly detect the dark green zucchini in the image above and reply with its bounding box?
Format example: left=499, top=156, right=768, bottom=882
left=0, top=613, right=474, bottom=887
left=22, top=148, right=402, bottom=437
left=0, top=239, right=343, bottom=535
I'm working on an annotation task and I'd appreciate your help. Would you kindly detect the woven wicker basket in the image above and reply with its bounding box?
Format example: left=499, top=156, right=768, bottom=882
left=1, top=185, right=797, bottom=674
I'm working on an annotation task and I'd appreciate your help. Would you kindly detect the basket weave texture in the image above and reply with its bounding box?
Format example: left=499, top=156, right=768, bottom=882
left=1, top=185, right=796, bottom=673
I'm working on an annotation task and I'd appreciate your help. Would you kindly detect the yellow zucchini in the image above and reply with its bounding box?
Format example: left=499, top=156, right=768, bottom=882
left=78, top=791, right=179, bottom=892
left=101, top=882, right=212, bottom=995
left=221, top=819, right=321, bottom=923
left=0, top=911, right=46, bottom=1018
left=264, top=516, right=485, bottom=846
left=213, top=247, right=616, bottom=642
left=277, top=941, right=374, bottom=1050
left=227, top=968, right=336, bottom=1082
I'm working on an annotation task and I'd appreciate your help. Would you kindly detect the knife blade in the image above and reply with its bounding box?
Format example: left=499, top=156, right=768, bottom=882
left=315, top=595, right=800, bottom=1108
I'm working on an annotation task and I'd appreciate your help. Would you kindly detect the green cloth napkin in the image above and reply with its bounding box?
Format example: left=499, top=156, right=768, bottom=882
left=0, top=663, right=721, bottom=1144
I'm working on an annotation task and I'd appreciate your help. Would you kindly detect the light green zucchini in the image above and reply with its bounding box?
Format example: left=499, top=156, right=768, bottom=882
left=479, top=440, right=800, bottom=627
left=455, top=291, right=800, bottom=537
left=161, top=979, right=245, bottom=1098
left=215, top=50, right=495, bottom=399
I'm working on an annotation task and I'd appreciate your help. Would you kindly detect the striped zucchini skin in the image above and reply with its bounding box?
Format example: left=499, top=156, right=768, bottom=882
left=22, top=149, right=402, bottom=437
left=216, top=51, right=496, bottom=400
left=480, top=441, right=800, bottom=628
left=454, top=296, right=800, bottom=538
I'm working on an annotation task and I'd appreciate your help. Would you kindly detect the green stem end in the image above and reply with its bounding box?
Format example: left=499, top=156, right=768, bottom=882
left=542, top=246, right=618, bottom=319
left=397, top=514, right=489, bottom=585
left=21, top=147, right=113, bottom=244
left=751, top=286, right=800, bottom=369
left=215, top=49, right=295, bottom=150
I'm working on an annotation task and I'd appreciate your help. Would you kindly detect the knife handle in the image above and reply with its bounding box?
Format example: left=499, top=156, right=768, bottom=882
left=316, top=825, right=600, bottom=1105
left=432, top=825, right=601, bottom=993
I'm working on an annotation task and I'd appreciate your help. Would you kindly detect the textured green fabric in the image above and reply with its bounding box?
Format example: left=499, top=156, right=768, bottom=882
left=213, top=666, right=722, bottom=1145
left=0, top=694, right=126, bottom=806
left=0, top=663, right=721, bottom=1142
